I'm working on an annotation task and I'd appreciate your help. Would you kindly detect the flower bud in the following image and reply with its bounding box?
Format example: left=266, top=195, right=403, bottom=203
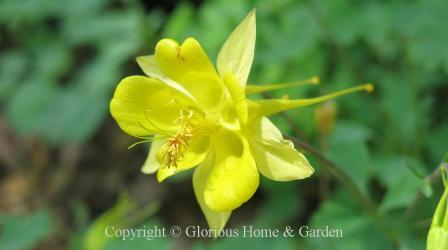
left=427, top=179, right=448, bottom=249
left=314, top=101, right=337, bottom=136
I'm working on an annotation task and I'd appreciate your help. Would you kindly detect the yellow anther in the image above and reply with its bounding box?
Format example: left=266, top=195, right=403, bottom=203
left=365, top=83, right=374, bottom=93
left=309, top=76, right=320, bottom=84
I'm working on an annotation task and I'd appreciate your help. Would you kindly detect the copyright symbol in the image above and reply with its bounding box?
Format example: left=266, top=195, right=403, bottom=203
left=170, top=226, right=181, bottom=237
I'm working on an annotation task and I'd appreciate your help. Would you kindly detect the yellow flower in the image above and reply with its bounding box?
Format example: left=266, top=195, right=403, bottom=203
left=110, top=9, right=373, bottom=232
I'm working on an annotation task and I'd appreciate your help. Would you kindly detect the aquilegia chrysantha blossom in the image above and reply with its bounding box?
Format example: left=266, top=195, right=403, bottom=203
left=110, top=9, right=373, bottom=231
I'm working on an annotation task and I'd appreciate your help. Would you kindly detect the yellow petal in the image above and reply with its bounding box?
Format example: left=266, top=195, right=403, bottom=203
left=204, top=129, right=259, bottom=212
left=245, top=76, right=319, bottom=94
left=251, top=84, right=374, bottom=117
left=136, top=55, right=195, bottom=101
left=217, top=9, right=256, bottom=87
left=141, top=135, right=166, bottom=174
left=193, top=154, right=231, bottom=232
left=248, top=117, right=314, bottom=181
left=222, top=73, right=248, bottom=124
left=110, top=76, right=195, bottom=137
left=157, top=135, right=211, bottom=182
left=155, top=38, right=225, bottom=108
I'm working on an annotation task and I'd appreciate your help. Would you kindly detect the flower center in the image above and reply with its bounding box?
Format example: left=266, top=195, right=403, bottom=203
left=160, top=109, right=194, bottom=168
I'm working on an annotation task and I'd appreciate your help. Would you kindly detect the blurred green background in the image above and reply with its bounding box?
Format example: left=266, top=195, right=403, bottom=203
left=0, top=0, right=447, bottom=249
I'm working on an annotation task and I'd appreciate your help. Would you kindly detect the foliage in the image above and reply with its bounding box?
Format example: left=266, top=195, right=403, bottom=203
left=0, top=209, right=54, bottom=250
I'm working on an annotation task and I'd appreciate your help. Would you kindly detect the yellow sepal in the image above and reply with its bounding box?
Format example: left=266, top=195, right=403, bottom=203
left=248, top=117, right=314, bottom=181
left=217, top=9, right=256, bottom=88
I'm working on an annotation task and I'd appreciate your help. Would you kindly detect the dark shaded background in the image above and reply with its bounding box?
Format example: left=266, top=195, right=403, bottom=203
left=0, top=0, right=447, bottom=249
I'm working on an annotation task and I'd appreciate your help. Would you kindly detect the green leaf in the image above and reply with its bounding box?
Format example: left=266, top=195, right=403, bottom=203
left=255, top=179, right=304, bottom=227
left=319, top=0, right=364, bottom=47
left=328, top=121, right=372, bottom=194
left=6, top=81, right=58, bottom=135
left=377, top=157, right=425, bottom=212
left=378, top=74, right=429, bottom=149
left=396, top=0, right=448, bottom=73
left=0, top=51, right=28, bottom=101
left=83, top=194, right=137, bottom=250
left=0, top=209, right=54, bottom=250
left=307, top=190, right=392, bottom=250
left=37, top=89, right=108, bottom=143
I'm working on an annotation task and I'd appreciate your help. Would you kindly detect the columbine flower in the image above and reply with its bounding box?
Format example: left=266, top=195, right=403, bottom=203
left=110, top=9, right=373, bottom=231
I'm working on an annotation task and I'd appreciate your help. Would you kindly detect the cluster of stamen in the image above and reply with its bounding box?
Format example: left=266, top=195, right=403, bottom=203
left=160, top=110, right=194, bottom=168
